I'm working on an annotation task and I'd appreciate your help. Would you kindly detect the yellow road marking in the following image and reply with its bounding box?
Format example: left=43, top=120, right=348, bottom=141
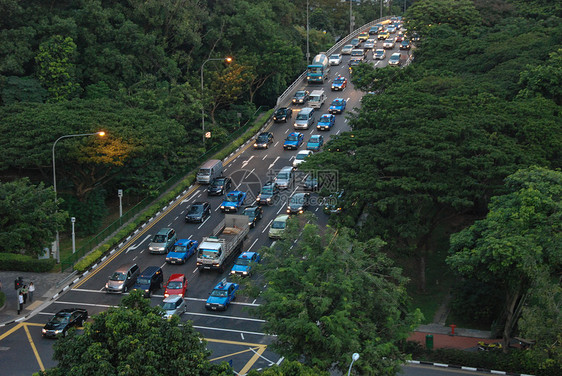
left=209, top=346, right=261, bottom=362
left=0, top=323, right=23, bottom=341
left=23, top=323, right=44, bottom=371
left=239, top=344, right=267, bottom=374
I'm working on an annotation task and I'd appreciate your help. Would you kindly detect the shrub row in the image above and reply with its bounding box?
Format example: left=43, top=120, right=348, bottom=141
left=73, top=110, right=274, bottom=273
left=0, top=253, right=56, bottom=272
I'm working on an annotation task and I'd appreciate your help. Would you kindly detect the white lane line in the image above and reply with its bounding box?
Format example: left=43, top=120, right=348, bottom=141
left=193, top=267, right=198, bottom=274
left=198, top=216, right=211, bottom=229
left=250, top=347, right=276, bottom=365
left=336, top=130, right=341, bottom=135
left=127, top=235, right=151, bottom=252
left=185, top=312, right=265, bottom=322
left=273, top=141, right=279, bottom=147
left=244, top=168, right=255, bottom=179
left=160, top=261, right=167, bottom=269
left=55, top=301, right=117, bottom=308
left=241, top=155, right=254, bottom=168
left=248, top=238, right=259, bottom=251
left=241, top=333, right=245, bottom=340
left=262, top=154, right=267, bottom=160
left=276, top=203, right=285, bottom=215
left=276, top=357, right=285, bottom=365
left=262, top=219, right=273, bottom=233
left=267, top=156, right=280, bottom=169
left=192, top=325, right=274, bottom=337
left=215, top=205, right=221, bottom=212
left=188, top=234, right=193, bottom=239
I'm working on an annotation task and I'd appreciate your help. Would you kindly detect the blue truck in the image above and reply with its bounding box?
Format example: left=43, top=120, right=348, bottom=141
left=307, top=53, right=330, bottom=83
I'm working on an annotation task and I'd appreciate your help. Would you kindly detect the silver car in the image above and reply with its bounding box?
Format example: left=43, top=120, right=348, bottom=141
left=160, top=296, right=187, bottom=319
left=341, top=44, right=354, bottom=55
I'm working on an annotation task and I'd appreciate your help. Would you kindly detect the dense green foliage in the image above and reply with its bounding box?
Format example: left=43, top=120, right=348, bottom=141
left=41, top=291, right=232, bottom=376
left=250, top=216, right=421, bottom=375
left=247, top=360, right=328, bottom=376
left=0, top=253, right=56, bottom=272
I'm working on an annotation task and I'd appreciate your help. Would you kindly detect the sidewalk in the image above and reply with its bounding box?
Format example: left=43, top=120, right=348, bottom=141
left=408, top=323, right=492, bottom=351
left=0, top=271, right=74, bottom=326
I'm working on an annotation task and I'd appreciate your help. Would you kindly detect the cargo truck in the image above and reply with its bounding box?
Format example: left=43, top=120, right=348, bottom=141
left=307, top=53, right=330, bottom=83
left=196, top=215, right=249, bottom=272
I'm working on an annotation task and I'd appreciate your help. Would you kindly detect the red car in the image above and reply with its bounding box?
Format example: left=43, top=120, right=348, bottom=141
left=164, top=274, right=187, bottom=297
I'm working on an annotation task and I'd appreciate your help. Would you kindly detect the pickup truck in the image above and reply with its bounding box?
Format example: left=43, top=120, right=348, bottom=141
left=220, top=191, right=247, bottom=212
left=197, top=215, right=249, bottom=272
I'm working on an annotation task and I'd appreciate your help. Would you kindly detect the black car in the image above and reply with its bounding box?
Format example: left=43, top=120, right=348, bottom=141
left=286, top=192, right=310, bottom=214
left=292, top=90, right=309, bottom=105
left=254, top=132, right=274, bottom=149
left=42, top=308, right=88, bottom=338
left=243, top=206, right=263, bottom=228
left=208, top=177, right=232, bottom=196
left=273, top=107, right=293, bottom=123
left=256, top=182, right=279, bottom=205
left=303, top=175, right=319, bottom=191
left=323, top=190, right=345, bottom=214
left=185, top=201, right=211, bottom=223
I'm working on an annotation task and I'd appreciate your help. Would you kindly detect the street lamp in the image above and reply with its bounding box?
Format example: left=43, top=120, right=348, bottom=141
left=70, top=217, right=76, bottom=254
left=347, top=352, right=360, bottom=376
left=200, top=56, right=233, bottom=147
left=349, top=0, right=353, bottom=34
left=52, top=131, right=105, bottom=263
left=306, top=0, right=310, bottom=65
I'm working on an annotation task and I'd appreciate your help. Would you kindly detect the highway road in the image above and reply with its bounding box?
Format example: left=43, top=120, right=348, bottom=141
left=0, top=36, right=455, bottom=376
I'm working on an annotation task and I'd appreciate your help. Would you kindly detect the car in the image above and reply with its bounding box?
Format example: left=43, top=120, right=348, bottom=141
left=373, top=49, right=386, bottom=60
left=374, top=23, right=384, bottom=32
left=164, top=273, right=187, bottom=298
left=341, top=44, right=354, bottom=55
left=383, top=38, right=395, bottom=49
left=306, top=134, right=324, bottom=151
left=275, top=166, right=294, bottom=190
left=388, top=52, right=403, bottom=66
left=243, top=206, right=263, bottom=228
left=273, top=107, right=293, bottom=122
left=329, top=98, right=346, bottom=114
left=331, top=76, right=347, bottom=91
left=378, top=31, right=390, bottom=40
left=185, top=202, right=211, bottom=223
left=400, top=40, right=411, bottom=50
left=395, top=34, right=404, bottom=42
left=160, top=295, right=187, bottom=319
left=257, top=182, right=279, bottom=205
left=348, top=58, right=361, bottom=68
left=303, top=174, right=319, bottom=191
left=254, top=132, right=274, bottom=149
left=133, top=266, right=164, bottom=297
left=292, top=90, right=309, bottom=104
left=230, top=252, right=261, bottom=276
left=364, top=39, right=376, bottom=50
left=220, top=191, right=247, bottom=212
left=317, top=114, right=336, bottom=131
left=283, top=132, right=304, bottom=150
left=208, top=176, right=232, bottom=196
left=387, top=26, right=397, bottom=34
left=358, top=31, right=369, bottom=41
left=166, top=239, right=198, bottom=264
left=105, top=263, right=140, bottom=293
left=268, top=214, right=289, bottom=239
left=350, top=38, right=361, bottom=47
left=369, top=26, right=379, bottom=35
left=324, top=190, right=345, bottom=214
left=329, top=53, right=342, bottom=65
left=286, top=192, right=310, bottom=214
left=411, top=33, right=420, bottom=42
left=293, top=150, right=313, bottom=169
left=206, top=279, right=239, bottom=311
left=42, top=308, right=88, bottom=338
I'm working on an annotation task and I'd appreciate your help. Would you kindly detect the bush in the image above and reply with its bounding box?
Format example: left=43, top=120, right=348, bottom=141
left=0, top=291, right=5, bottom=308
left=0, top=253, right=55, bottom=272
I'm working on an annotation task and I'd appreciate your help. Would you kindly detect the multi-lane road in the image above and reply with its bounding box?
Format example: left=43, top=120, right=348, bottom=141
left=0, top=37, right=453, bottom=376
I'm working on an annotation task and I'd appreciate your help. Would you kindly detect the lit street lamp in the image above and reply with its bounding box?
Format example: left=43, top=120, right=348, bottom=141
left=52, top=131, right=105, bottom=263
left=347, top=352, right=360, bottom=375
left=200, top=56, right=233, bottom=147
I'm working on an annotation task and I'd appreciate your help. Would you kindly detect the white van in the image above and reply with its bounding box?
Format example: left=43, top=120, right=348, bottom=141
left=308, top=90, right=327, bottom=108
left=294, top=108, right=315, bottom=130
left=197, top=159, right=223, bottom=184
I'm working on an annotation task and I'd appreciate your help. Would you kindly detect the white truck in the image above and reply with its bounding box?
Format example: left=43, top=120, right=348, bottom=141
left=308, top=90, right=327, bottom=108
left=197, top=215, right=249, bottom=272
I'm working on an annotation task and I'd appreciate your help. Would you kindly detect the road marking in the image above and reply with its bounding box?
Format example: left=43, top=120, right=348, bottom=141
left=241, top=155, right=254, bottom=168
left=128, top=235, right=151, bottom=252
left=198, top=216, right=210, bottom=229
left=240, top=333, right=245, bottom=340
left=262, top=219, right=273, bottom=233
left=55, top=300, right=117, bottom=308
left=250, top=347, right=276, bottom=366
left=267, top=156, right=280, bottom=170
left=23, top=324, right=45, bottom=372
left=244, top=168, right=255, bottom=180
left=0, top=323, right=23, bottom=341
left=193, top=326, right=272, bottom=337
left=262, top=154, right=267, bottom=160
left=273, top=141, right=279, bottom=147
left=239, top=344, right=267, bottom=374
left=248, top=238, right=259, bottom=251
left=209, top=346, right=261, bottom=362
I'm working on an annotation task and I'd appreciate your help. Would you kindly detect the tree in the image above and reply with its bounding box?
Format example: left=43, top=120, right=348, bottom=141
left=447, top=166, right=562, bottom=351
left=40, top=291, right=232, bottom=376
left=404, top=0, right=482, bottom=37
left=250, top=217, right=421, bottom=375
left=35, top=35, right=80, bottom=102
left=247, top=360, right=328, bottom=376
left=0, top=178, right=67, bottom=256
left=518, top=48, right=562, bottom=105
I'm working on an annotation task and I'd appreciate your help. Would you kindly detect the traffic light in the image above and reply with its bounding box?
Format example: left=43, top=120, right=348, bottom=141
left=14, top=277, right=23, bottom=290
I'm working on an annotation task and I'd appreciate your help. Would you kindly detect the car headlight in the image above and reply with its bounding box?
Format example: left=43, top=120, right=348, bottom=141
left=218, top=304, right=224, bottom=308
left=230, top=271, right=235, bottom=275
left=164, top=293, right=169, bottom=298
left=54, top=330, right=63, bottom=334
left=287, top=209, right=291, bottom=213
left=253, top=143, right=258, bottom=147
left=205, top=303, right=211, bottom=307
left=105, top=283, right=109, bottom=289
left=166, top=257, right=170, bottom=261
left=266, top=198, right=271, bottom=202
left=220, top=206, right=225, bottom=209
left=242, top=271, right=248, bottom=275
left=42, top=329, right=47, bottom=334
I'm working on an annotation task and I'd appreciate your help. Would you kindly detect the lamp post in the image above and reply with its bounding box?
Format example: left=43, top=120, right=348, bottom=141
left=52, top=131, right=105, bottom=263
left=306, top=0, right=310, bottom=65
left=349, top=0, right=353, bottom=34
left=118, top=189, right=123, bottom=218
left=200, top=57, right=232, bottom=148
left=71, top=217, right=76, bottom=254
left=347, top=353, right=360, bottom=376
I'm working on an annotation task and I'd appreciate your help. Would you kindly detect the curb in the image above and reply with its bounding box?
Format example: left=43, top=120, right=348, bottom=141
left=407, top=360, right=534, bottom=376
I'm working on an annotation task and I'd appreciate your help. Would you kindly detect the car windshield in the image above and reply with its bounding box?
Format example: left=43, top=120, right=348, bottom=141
left=375, top=50, right=383, bottom=55
left=351, top=39, right=359, bottom=44
left=257, top=135, right=268, bottom=142
left=335, top=78, right=345, bottom=83
left=261, top=186, right=273, bottom=194
left=110, top=272, right=126, bottom=281
left=319, top=116, right=331, bottom=122
left=188, top=206, right=202, bottom=214
left=277, top=173, right=288, bottom=179
left=211, top=289, right=228, bottom=297
left=296, top=153, right=308, bottom=160
left=330, top=54, right=339, bottom=59
left=51, top=314, right=70, bottom=324
left=236, top=258, right=251, bottom=266
left=152, top=234, right=167, bottom=242
left=272, top=220, right=286, bottom=229
left=225, top=194, right=239, bottom=202
left=276, top=108, right=287, bottom=115
left=211, top=179, right=224, bottom=187
left=173, top=245, right=187, bottom=253
left=295, top=92, right=305, bottom=98
left=351, top=50, right=363, bottom=56
left=167, top=281, right=183, bottom=289
left=160, top=302, right=178, bottom=310
left=310, top=136, right=321, bottom=142
left=243, top=208, right=256, bottom=216
left=332, top=100, right=343, bottom=106
left=296, top=113, right=308, bottom=120
left=137, top=278, right=150, bottom=285
left=290, top=195, right=305, bottom=205
left=287, top=134, right=299, bottom=141
left=198, top=168, right=210, bottom=175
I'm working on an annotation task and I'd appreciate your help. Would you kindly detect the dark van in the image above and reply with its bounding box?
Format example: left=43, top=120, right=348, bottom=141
left=133, top=266, right=164, bottom=297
